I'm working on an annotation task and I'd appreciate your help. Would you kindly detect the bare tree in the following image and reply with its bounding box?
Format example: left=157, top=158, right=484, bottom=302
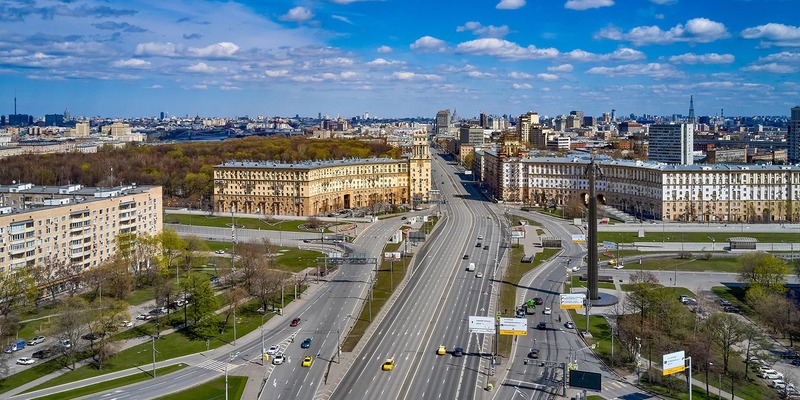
left=33, top=256, right=82, bottom=301
left=51, top=297, right=89, bottom=370
left=703, top=312, right=747, bottom=373
left=250, top=268, right=289, bottom=313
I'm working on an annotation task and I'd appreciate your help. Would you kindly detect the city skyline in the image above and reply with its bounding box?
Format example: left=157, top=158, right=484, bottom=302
left=0, top=0, right=798, bottom=119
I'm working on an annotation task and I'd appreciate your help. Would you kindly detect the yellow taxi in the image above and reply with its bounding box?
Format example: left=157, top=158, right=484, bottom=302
left=608, top=259, right=617, bottom=266
left=382, top=358, right=395, bottom=371
left=302, top=356, right=313, bottom=367
left=436, top=345, right=446, bottom=355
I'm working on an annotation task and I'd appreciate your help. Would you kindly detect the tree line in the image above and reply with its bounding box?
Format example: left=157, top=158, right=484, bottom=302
left=0, top=136, right=401, bottom=208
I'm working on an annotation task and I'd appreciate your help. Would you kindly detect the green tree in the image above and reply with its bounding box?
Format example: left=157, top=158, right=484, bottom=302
left=737, top=251, right=788, bottom=295
left=181, top=273, right=217, bottom=325
left=703, top=312, right=747, bottom=373
left=156, top=228, right=187, bottom=276
left=51, top=297, right=89, bottom=370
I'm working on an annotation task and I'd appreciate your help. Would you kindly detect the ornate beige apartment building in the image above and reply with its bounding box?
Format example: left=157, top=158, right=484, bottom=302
left=0, top=183, right=163, bottom=275
left=478, top=150, right=800, bottom=223
left=213, top=133, right=431, bottom=216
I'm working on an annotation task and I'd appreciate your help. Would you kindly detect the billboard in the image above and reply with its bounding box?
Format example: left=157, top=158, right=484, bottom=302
left=511, top=228, right=525, bottom=238
left=383, top=252, right=401, bottom=261
left=569, top=370, right=602, bottom=391
left=571, top=234, right=586, bottom=243
left=560, top=293, right=586, bottom=309
left=662, top=350, right=686, bottom=375
left=498, top=317, right=527, bottom=335
left=603, top=241, right=617, bottom=250
left=468, top=316, right=496, bottom=334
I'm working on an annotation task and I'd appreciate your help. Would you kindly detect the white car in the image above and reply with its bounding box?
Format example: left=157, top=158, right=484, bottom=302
left=120, top=320, right=133, bottom=327
left=572, top=266, right=580, bottom=272
left=762, top=370, right=784, bottom=380
left=613, top=264, right=624, bottom=269
left=27, top=336, right=46, bottom=346
left=16, top=357, right=35, bottom=365
left=267, top=345, right=280, bottom=356
left=772, top=380, right=787, bottom=389
left=475, top=272, right=483, bottom=278
left=272, top=353, right=285, bottom=365
left=543, top=307, right=552, bottom=315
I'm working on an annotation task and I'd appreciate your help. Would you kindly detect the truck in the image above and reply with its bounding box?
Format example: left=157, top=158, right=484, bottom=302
left=467, top=263, right=476, bottom=272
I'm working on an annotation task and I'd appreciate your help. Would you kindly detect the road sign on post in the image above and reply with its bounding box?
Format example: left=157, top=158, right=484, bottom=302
left=499, top=318, right=527, bottom=335
left=469, top=316, right=496, bottom=334
left=662, top=350, right=686, bottom=375
left=560, top=293, right=586, bottom=309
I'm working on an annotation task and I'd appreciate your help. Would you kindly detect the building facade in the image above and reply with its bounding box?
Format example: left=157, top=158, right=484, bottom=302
left=478, top=151, right=800, bottom=223
left=648, top=123, right=694, bottom=165
left=789, top=106, right=800, bottom=164
left=0, top=183, right=163, bottom=275
left=214, top=133, right=431, bottom=216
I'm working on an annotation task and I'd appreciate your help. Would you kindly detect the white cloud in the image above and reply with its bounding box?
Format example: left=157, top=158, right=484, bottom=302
left=496, top=0, right=526, bottom=10
left=467, top=70, right=493, bottom=78
left=594, top=18, right=729, bottom=45
left=332, top=15, right=352, bottom=24
left=367, top=58, right=404, bottom=66
left=759, top=52, right=800, bottom=63
left=509, top=71, right=534, bottom=79
left=280, top=6, right=314, bottom=22
left=377, top=45, right=392, bottom=53
left=410, top=36, right=447, bottom=52
left=457, top=21, right=510, bottom=38
left=220, top=85, right=241, bottom=90
left=112, top=58, right=150, bottom=68
left=741, top=63, right=797, bottom=73
left=390, top=71, right=441, bottom=81
left=537, top=73, right=559, bottom=81
left=135, top=42, right=178, bottom=57
left=565, top=0, right=614, bottom=11
left=187, top=42, right=240, bottom=58
left=563, top=47, right=644, bottom=62
left=192, top=84, right=208, bottom=89
left=649, top=0, right=675, bottom=3
left=548, top=64, right=574, bottom=72
left=741, top=23, right=800, bottom=47
left=668, top=52, right=734, bottom=64
left=265, top=69, right=290, bottom=77
left=147, top=84, right=163, bottom=89
left=186, top=62, right=223, bottom=73
left=586, top=63, right=683, bottom=78
left=512, top=83, right=532, bottom=89
left=455, top=38, right=559, bottom=60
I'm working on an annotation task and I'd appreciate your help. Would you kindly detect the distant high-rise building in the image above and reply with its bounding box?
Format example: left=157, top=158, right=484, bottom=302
left=435, top=109, right=451, bottom=135
left=611, top=109, right=616, bottom=122
left=63, top=108, right=70, bottom=122
left=363, top=112, right=369, bottom=120
left=688, top=95, right=696, bottom=125
left=602, top=112, right=610, bottom=123
left=788, top=106, right=800, bottom=164
left=648, top=123, right=694, bottom=165
left=583, top=116, right=597, bottom=127
left=160, top=111, right=166, bottom=120
left=479, top=112, right=489, bottom=128
left=45, top=114, right=65, bottom=126
left=459, top=124, right=484, bottom=145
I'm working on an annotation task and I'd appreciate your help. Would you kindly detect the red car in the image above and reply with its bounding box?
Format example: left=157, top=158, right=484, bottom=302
left=290, top=318, right=301, bottom=327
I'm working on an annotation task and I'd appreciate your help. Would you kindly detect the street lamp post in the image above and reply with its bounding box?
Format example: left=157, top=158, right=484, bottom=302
left=708, top=236, right=715, bottom=252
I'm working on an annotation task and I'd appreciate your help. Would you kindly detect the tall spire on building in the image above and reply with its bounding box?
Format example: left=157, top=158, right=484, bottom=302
left=688, top=95, right=696, bottom=124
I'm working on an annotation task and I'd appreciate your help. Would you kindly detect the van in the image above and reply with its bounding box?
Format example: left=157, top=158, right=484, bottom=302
left=5, top=339, right=26, bottom=353
left=467, top=263, right=476, bottom=272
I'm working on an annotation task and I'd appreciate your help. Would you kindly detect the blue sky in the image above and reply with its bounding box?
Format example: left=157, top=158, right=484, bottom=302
left=1, top=0, right=798, bottom=120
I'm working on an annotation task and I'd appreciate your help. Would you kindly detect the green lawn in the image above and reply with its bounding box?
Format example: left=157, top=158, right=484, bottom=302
left=20, top=295, right=303, bottom=393
left=30, top=363, right=187, bottom=400
left=152, top=375, right=247, bottom=400
left=622, top=256, right=740, bottom=273
left=598, top=231, right=799, bottom=244
left=164, top=213, right=337, bottom=233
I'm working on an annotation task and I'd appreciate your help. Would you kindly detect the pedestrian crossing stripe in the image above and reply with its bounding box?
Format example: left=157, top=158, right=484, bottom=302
left=196, top=359, right=235, bottom=372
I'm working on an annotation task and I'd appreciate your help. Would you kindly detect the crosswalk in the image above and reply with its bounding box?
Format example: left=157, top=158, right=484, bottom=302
left=196, top=359, right=238, bottom=372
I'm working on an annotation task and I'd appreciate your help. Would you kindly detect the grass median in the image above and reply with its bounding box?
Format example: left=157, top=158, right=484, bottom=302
left=29, top=363, right=187, bottom=400
left=152, top=375, right=247, bottom=400
left=342, top=216, right=439, bottom=352
left=164, top=213, right=336, bottom=233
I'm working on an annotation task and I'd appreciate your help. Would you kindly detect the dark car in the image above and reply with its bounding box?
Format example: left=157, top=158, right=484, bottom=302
left=533, top=297, right=544, bottom=305
left=536, top=322, right=547, bottom=330
left=453, top=347, right=463, bottom=357
left=301, top=337, right=312, bottom=349
left=400, top=216, right=407, bottom=220
left=32, top=348, right=55, bottom=359
left=723, top=306, right=740, bottom=313
left=780, top=351, right=800, bottom=359
left=463, top=254, right=469, bottom=260
left=528, top=348, right=540, bottom=359
left=81, top=332, right=102, bottom=341
left=290, top=318, right=301, bottom=327
left=483, top=245, right=489, bottom=250
left=791, top=358, right=800, bottom=366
